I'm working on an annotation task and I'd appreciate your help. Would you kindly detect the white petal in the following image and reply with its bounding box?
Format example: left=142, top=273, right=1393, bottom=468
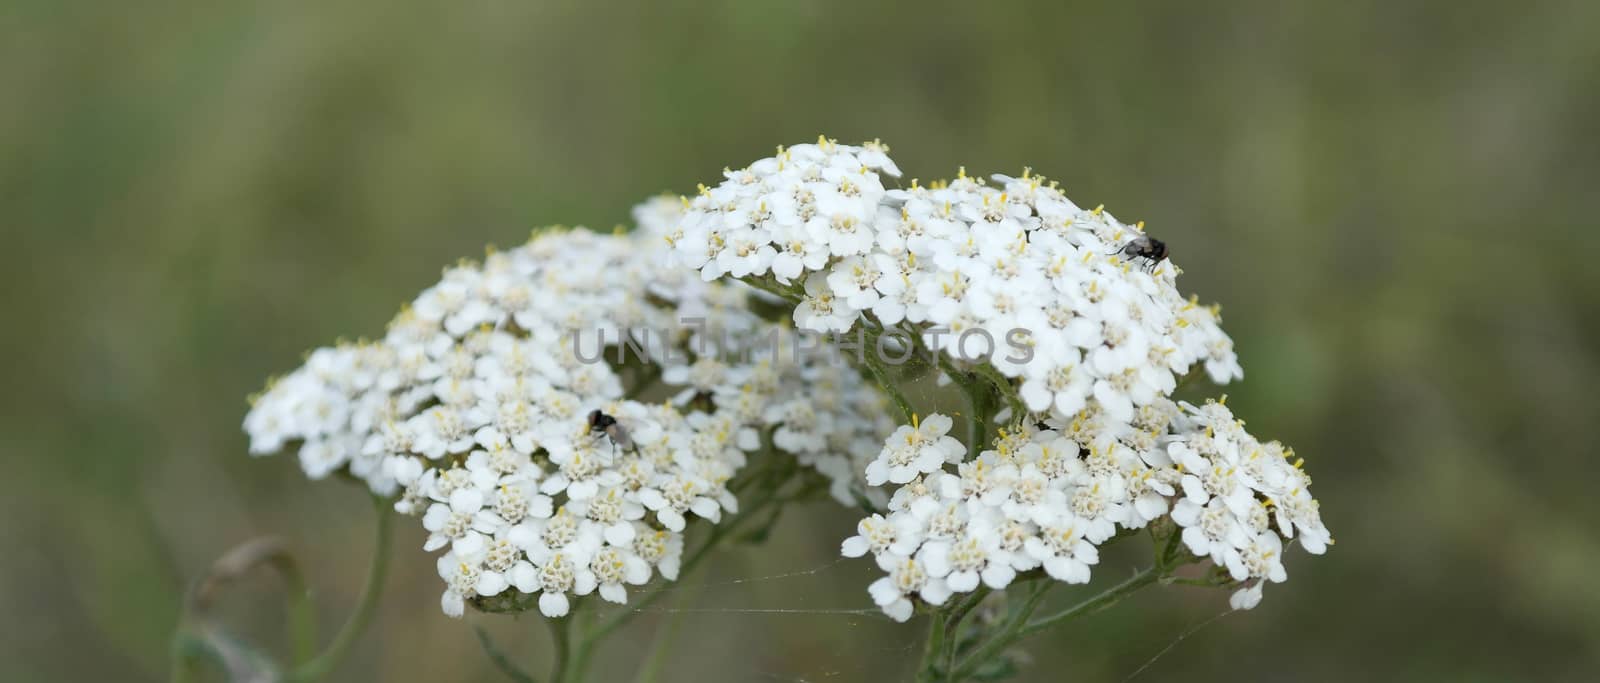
left=511, top=562, right=540, bottom=593
left=638, top=489, right=667, bottom=510
left=1300, top=534, right=1327, bottom=555
left=1229, top=583, right=1263, bottom=610
left=689, top=497, right=721, bottom=521
left=422, top=505, right=449, bottom=532
left=919, top=543, right=952, bottom=577
left=1181, top=527, right=1209, bottom=557
left=884, top=598, right=913, bottom=623
left=864, top=461, right=888, bottom=487
left=1043, top=556, right=1074, bottom=582
left=920, top=579, right=952, bottom=606
left=659, top=509, right=686, bottom=532
left=981, top=564, right=1016, bottom=589
left=1019, top=381, right=1053, bottom=412
left=947, top=571, right=979, bottom=593
left=539, top=591, right=570, bottom=618
left=453, top=532, right=486, bottom=558
left=1171, top=499, right=1201, bottom=526
left=1135, top=493, right=1168, bottom=520
left=868, top=577, right=900, bottom=606
left=841, top=536, right=870, bottom=558
left=508, top=523, right=538, bottom=550
left=528, top=495, right=554, bottom=519
left=568, top=480, right=598, bottom=500
left=623, top=556, right=651, bottom=584
left=1053, top=390, right=1086, bottom=419
left=450, top=487, right=485, bottom=514
left=604, top=522, right=636, bottom=547
left=477, top=572, right=508, bottom=596
left=921, top=414, right=953, bottom=435
left=440, top=590, right=464, bottom=618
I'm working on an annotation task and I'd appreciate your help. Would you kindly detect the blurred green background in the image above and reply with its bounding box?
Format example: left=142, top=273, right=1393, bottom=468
left=6, top=0, right=1599, bottom=680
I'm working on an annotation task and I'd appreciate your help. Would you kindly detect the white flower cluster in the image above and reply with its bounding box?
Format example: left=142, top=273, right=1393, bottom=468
left=244, top=222, right=893, bottom=619
left=1164, top=399, right=1331, bottom=609
left=843, top=399, right=1330, bottom=621
left=243, top=135, right=1332, bottom=629
left=635, top=195, right=898, bottom=509
left=667, top=136, right=1241, bottom=429
left=243, top=342, right=414, bottom=492
left=663, top=138, right=1325, bottom=617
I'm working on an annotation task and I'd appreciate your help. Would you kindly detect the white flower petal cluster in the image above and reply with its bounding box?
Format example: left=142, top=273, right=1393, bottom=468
left=246, top=219, right=894, bottom=618
left=243, top=343, right=415, bottom=492
left=636, top=194, right=899, bottom=510
left=843, top=398, right=1329, bottom=621
left=863, top=413, right=964, bottom=486
left=1163, top=399, right=1331, bottom=608
left=669, top=137, right=1241, bottom=430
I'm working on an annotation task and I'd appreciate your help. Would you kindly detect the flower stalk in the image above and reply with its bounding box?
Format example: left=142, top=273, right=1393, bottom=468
left=290, top=493, right=393, bottom=682
left=475, top=625, right=537, bottom=683
left=546, top=616, right=572, bottom=683
left=566, top=457, right=796, bottom=682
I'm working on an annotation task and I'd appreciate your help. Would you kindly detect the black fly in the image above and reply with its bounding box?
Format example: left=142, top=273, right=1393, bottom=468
left=587, top=409, right=635, bottom=454
left=1111, top=235, right=1170, bottom=272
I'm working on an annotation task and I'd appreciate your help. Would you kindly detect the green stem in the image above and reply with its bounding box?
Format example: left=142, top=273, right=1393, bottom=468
left=917, top=609, right=948, bottom=682
left=1168, top=576, right=1232, bottom=587
left=168, top=633, right=205, bottom=683
left=175, top=533, right=318, bottom=676
left=475, top=625, right=538, bottom=683
left=951, top=580, right=1051, bottom=681
left=571, top=491, right=781, bottom=680
left=862, top=347, right=916, bottom=422
left=973, top=362, right=1026, bottom=424
left=941, top=587, right=991, bottom=678
left=738, top=275, right=805, bottom=303
left=971, top=388, right=994, bottom=456
left=935, top=356, right=996, bottom=456
left=286, top=565, right=317, bottom=667
left=1015, top=565, right=1160, bottom=639
left=940, top=589, right=987, bottom=644
left=1157, top=523, right=1184, bottom=569
left=548, top=617, right=572, bottom=683
left=290, top=494, right=393, bottom=682
left=632, top=569, right=703, bottom=683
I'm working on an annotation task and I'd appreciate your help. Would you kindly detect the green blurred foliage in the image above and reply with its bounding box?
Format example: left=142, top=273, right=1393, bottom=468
left=4, top=0, right=1598, bottom=680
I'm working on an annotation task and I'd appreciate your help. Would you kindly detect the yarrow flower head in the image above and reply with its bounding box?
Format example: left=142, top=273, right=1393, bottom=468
left=670, top=137, right=1328, bottom=621
left=676, top=141, right=1240, bottom=416
left=242, top=135, right=1331, bottom=673
left=245, top=211, right=895, bottom=619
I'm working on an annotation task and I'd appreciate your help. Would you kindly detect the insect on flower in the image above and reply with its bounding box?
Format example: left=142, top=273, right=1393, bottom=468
left=1111, top=235, right=1169, bottom=272
left=587, top=409, right=635, bottom=454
